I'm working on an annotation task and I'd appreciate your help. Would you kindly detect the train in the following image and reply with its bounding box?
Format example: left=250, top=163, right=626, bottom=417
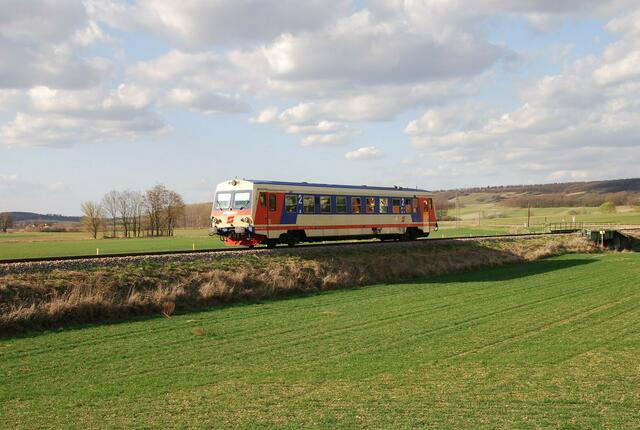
left=209, top=179, right=438, bottom=248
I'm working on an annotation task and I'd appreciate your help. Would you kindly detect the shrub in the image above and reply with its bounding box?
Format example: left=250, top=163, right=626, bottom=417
left=599, top=201, right=616, bottom=213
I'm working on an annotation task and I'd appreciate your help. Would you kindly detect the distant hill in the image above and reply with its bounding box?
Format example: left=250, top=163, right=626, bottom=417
left=8, top=212, right=81, bottom=223
left=437, top=178, right=640, bottom=195
left=433, top=178, right=640, bottom=208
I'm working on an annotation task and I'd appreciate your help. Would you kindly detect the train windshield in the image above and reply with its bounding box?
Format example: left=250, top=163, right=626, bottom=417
left=215, top=193, right=232, bottom=210
left=233, top=191, right=252, bottom=210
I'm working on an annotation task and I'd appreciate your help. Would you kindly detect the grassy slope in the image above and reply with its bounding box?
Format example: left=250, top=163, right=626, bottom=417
left=2, top=252, right=639, bottom=429
left=449, top=194, right=640, bottom=227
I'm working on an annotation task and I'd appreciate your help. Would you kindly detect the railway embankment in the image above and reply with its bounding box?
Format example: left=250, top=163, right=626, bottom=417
left=0, top=235, right=596, bottom=335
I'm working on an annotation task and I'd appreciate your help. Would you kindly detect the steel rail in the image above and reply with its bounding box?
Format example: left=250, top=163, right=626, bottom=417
left=0, top=231, right=578, bottom=265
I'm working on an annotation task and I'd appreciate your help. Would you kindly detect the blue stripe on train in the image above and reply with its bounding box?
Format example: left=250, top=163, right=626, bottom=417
left=278, top=194, right=424, bottom=225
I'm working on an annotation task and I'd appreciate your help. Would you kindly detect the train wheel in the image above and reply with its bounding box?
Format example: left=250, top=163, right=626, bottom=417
left=265, top=240, right=276, bottom=249
left=283, top=231, right=300, bottom=247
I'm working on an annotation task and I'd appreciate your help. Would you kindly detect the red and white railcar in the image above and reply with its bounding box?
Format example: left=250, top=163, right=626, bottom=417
left=210, top=179, right=438, bottom=248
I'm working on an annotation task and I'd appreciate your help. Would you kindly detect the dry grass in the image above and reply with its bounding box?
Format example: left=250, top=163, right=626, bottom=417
left=0, top=236, right=596, bottom=335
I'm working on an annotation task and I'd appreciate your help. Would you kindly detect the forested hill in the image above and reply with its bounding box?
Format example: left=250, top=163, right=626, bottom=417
left=437, top=178, right=640, bottom=195
left=7, top=212, right=81, bottom=223
left=433, top=178, right=640, bottom=208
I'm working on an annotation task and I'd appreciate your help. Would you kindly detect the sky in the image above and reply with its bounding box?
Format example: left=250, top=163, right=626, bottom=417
left=1, top=0, right=640, bottom=215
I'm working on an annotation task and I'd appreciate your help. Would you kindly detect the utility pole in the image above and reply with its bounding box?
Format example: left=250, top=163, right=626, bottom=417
left=527, top=203, right=531, bottom=229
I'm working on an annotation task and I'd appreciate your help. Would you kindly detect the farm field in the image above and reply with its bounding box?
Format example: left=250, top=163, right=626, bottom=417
left=0, top=226, right=530, bottom=260
left=2, top=252, right=638, bottom=428
left=1, top=203, right=638, bottom=260
left=449, top=197, right=640, bottom=227
left=0, top=229, right=229, bottom=260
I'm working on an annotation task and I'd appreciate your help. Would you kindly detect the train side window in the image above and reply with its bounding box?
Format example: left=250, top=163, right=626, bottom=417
left=259, top=192, right=266, bottom=207
left=413, top=199, right=418, bottom=213
left=320, top=196, right=331, bottom=213
left=392, top=198, right=401, bottom=214
left=405, top=198, right=412, bottom=213
left=303, top=196, right=315, bottom=213
left=269, top=194, right=277, bottom=211
left=379, top=197, right=388, bottom=213
left=351, top=197, right=361, bottom=214
left=336, top=196, right=347, bottom=213
left=366, top=197, right=375, bottom=213
left=285, top=195, right=297, bottom=212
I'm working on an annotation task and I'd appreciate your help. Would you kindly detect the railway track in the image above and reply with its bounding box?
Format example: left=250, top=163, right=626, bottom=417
left=0, top=231, right=576, bottom=265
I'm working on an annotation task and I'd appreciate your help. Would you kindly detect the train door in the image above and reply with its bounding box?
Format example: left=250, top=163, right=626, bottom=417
left=255, top=192, right=269, bottom=235
left=268, top=193, right=277, bottom=229
left=423, top=198, right=430, bottom=232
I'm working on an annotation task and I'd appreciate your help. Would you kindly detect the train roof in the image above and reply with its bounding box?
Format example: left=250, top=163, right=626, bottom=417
left=246, top=179, right=431, bottom=193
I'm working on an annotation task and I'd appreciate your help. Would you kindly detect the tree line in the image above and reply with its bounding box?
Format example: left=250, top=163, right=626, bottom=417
left=81, top=184, right=186, bottom=239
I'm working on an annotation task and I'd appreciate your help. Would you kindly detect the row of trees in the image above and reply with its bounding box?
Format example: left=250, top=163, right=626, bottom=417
left=503, top=191, right=638, bottom=208
left=81, top=184, right=185, bottom=239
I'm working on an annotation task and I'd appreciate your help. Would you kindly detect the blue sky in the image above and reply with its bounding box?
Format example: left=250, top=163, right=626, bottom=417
left=1, top=0, right=639, bottom=214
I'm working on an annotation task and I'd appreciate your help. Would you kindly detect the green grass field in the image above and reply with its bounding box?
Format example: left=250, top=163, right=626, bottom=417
left=1, top=203, right=638, bottom=260
left=2, top=252, right=638, bottom=428
left=0, top=226, right=519, bottom=260
left=0, top=229, right=229, bottom=260
left=452, top=199, right=640, bottom=227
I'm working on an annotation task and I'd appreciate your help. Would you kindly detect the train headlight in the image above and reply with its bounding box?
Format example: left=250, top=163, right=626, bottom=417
left=240, top=217, right=252, bottom=225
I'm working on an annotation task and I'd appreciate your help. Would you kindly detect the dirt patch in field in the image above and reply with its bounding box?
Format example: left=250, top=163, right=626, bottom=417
left=0, top=236, right=596, bottom=335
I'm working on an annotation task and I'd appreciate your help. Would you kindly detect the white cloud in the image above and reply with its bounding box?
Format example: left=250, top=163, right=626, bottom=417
left=405, top=8, right=640, bottom=182
left=2, top=0, right=640, bottom=159
left=251, top=106, right=360, bottom=146
left=0, top=0, right=113, bottom=89
left=1, top=85, right=169, bottom=147
left=87, top=0, right=353, bottom=48
left=345, top=146, right=383, bottom=160
left=164, top=88, right=249, bottom=114
left=249, top=107, right=279, bottom=124
left=261, top=10, right=506, bottom=85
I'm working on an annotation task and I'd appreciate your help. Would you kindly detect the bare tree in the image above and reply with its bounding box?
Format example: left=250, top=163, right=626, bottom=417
left=165, top=191, right=185, bottom=236
left=143, top=184, right=186, bottom=236
left=130, top=191, right=145, bottom=237
left=101, top=190, right=119, bottom=238
left=117, top=190, right=136, bottom=238
left=145, top=184, right=166, bottom=237
left=80, top=201, right=103, bottom=239
left=0, top=212, right=13, bottom=233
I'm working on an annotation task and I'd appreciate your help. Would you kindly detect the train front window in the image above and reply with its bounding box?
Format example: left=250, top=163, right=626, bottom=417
left=215, top=193, right=232, bottom=210
left=232, top=192, right=251, bottom=210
